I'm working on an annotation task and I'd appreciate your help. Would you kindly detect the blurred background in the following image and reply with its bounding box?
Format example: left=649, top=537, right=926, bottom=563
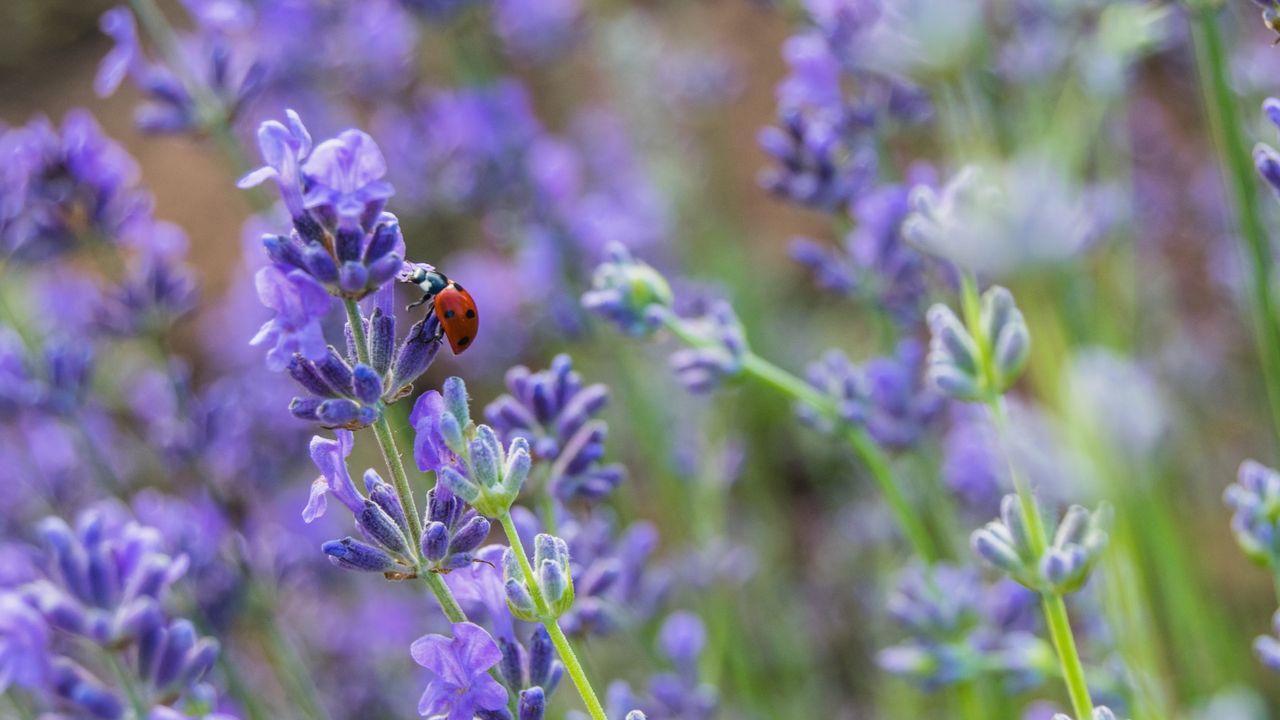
left=5, top=0, right=1280, bottom=718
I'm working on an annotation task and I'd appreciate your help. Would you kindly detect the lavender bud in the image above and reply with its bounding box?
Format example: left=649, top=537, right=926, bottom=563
left=439, top=466, right=481, bottom=504
left=448, top=516, right=490, bottom=555
left=304, top=244, right=340, bottom=284
left=369, top=308, right=395, bottom=377
left=444, top=376, right=472, bottom=427
left=322, top=537, right=400, bottom=572
left=981, top=286, right=1030, bottom=391
left=528, top=626, right=554, bottom=688
left=339, top=262, right=369, bottom=295
left=365, top=470, right=409, bottom=532
left=505, top=577, right=538, bottom=619
left=581, top=244, right=673, bottom=337
left=926, top=304, right=983, bottom=400
left=358, top=501, right=411, bottom=556
left=390, top=316, right=443, bottom=392
left=519, top=687, right=546, bottom=720
left=154, top=619, right=196, bottom=688
left=352, top=364, right=384, bottom=405
left=288, top=356, right=337, bottom=397
left=498, top=636, right=524, bottom=689
left=470, top=433, right=501, bottom=489
left=540, top=560, right=568, bottom=606
left=316, top=349, right=356, bottom=394
left=422, top=522, right=450, bottom=563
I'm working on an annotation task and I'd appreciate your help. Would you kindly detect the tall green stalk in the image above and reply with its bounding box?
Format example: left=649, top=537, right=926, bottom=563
left=1189, top=3, right=1280, bottom=444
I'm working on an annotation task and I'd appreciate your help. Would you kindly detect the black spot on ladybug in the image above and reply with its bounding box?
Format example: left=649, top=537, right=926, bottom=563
left=465, top=309, right=476, bottom=319
left=453, top=282, right=465, bottom=292
left=458, top=336, right=471, bottom=346
left=444, top=309, right=456, bottom=319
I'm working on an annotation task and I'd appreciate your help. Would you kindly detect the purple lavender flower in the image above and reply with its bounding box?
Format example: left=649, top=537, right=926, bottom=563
left=1254, top=608, right=1280, bottom=674
left=374, top=82, right=541, bottom=212
left=95, top=4, right=263, bottom=135
left=582, top=244, right=673, bottom=337
left=0, top=591, right=50, bottom=692
left=421, top=486, right=491, bottom=573
left=801, top=340, right=942, bottom=449
left=972, top=495, right=1112, bottom=594
left=285, top=307, right=442, bottom=429
left=412, top=622, right=509, bottom=719
left=12, top=504, right=222, bottom=717
left=493, top=0, right=584, bottom=61
left=241, top=112, right=405, bottom=300
left=790, top=181, right=933, bottom=322
left=412, top=377, right=534, bottom=518
left=485, top=355, right=625, bottom=503
left=669, top=301, right=748, bottom=394
left=557, top=514, right=660, bottom=637
left=757, top=107, right=876, bottom=211
left=1225, top=460, right=1280, bottom=569
left=0, top=110, right=150, bottom=262
left=303, top=430, right=364, bottom=523
left=1256, top=99, right=1280, bottom=195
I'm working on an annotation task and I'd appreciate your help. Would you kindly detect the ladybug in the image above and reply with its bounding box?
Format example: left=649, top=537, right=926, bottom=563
left=406, top=267, right=479, bottom=354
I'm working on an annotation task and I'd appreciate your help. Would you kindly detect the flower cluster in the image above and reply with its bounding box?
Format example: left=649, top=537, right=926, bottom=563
left=790, top=181, right=934, bottom=323
left=1, top=504, right=226, bottom=718
left=802, top=339, right=942, bottom=449
left=972, top=496, right=1113, bottom=595
left=485, top=355, right=624, bottom=503
left=581, top=244, right=674, bottom=337
left=241, top=110, right=403, bottom=300
left=926, top=285, right=1031, bottom=402
left=1226, top=460, right=1280, bottom=569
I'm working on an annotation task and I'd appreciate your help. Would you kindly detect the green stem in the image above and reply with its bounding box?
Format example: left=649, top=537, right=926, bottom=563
left=423, top=571, right=468, bottom=623
left=498, top=513, right=608, bottom=720
left=1041, top=593, right=1095, bottom=720
left=3, top=691, right=36, bottom=720
left=103, top=651, right=150, bottom=720
left=1189, top=4, right=1280, bottom=444
left=261, top=620, right=332, bottom=720
left=660, top=314, right=939, bottom=563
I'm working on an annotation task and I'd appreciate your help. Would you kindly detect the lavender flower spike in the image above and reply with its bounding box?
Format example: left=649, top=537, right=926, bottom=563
left=412, top=622, right=509, bottom=719
left=669, top=301, right=748, bottom=394
left=413, top=377, right=533, bottom=518
left=1225, top=460, right=1280, bottom=568
left=242, top=111, right=405, bottom=300
left=972, top=495, right=1112, bottom=594
left=485, top=355, right=625, bottom=504
left=582, top=244, right=673, bottom=337
left=504, top=534, right=575, bottom=622
left=1254, top=608, right=1280, bottom=673
left=926, top=286, right=1030, bottom=402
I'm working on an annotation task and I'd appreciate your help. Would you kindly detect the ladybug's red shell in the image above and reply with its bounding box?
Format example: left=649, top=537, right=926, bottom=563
left=434, top=282, right=479, bottom=354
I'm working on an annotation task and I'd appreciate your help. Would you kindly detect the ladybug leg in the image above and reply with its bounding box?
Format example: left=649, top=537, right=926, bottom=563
left=406, top=293, right=432, bottom=311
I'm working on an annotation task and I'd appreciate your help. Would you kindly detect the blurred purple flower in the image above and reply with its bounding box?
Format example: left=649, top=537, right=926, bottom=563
left=0, top=110, right=150, bottom=262
left=0, top=591, right=50, bottom=692
left=493, top=0, right=584, bottom=61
